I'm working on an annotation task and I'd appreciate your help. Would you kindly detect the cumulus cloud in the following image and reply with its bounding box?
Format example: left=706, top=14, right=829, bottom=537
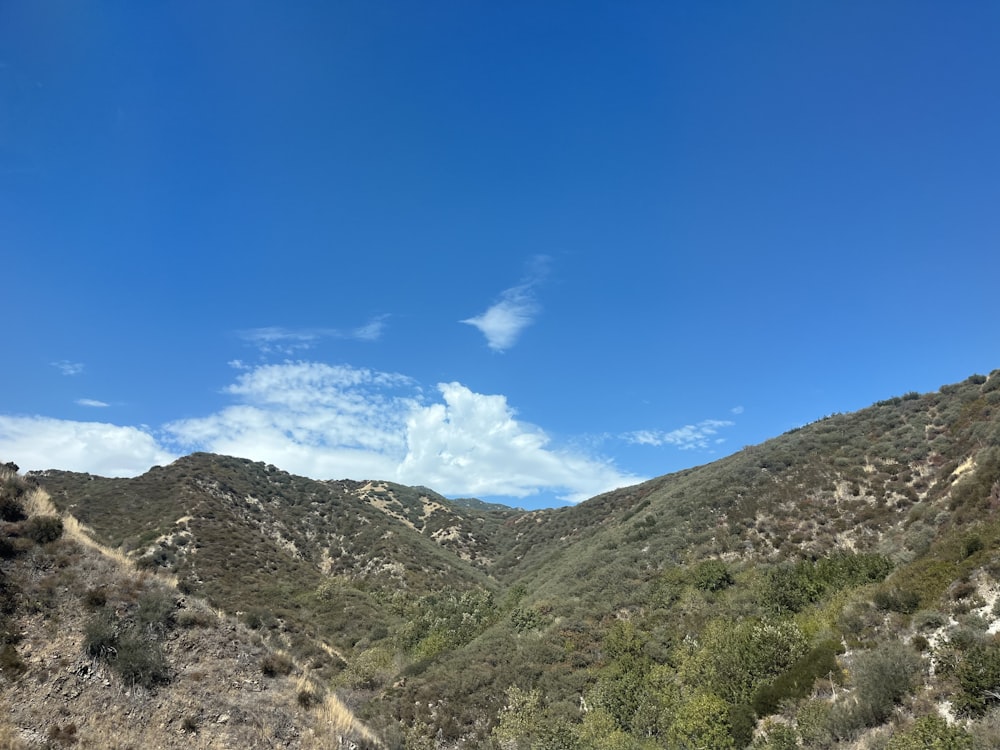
left=399, top=383, right=642, bottom=502
left=462, top=257, right=548, bottom=351
left=239, top=316, right=389, bottom=354
left=165, top=361, right=639, bottom=503
left=624, top=419, right=735, bottom=450
left=1, top=359, right=642, bottom=504
left=0, top=416, right=176, bottom=476
left=76, top=399, right=109, bottom=408
left=52, top=360, right=84, bottom=376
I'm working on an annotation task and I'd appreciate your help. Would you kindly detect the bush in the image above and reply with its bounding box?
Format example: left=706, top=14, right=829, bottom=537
left=886, top=715, right=973, bottom=749
left=114, top=632, right=169, bottom=689
left=0, top=643, right=26, bottom=680
left=83, top=612, right=118, bottom=658
left=261, top=651, right=294, bottom=677
left=955, top=641, right=1000, bottom=716
left=752, top=640, right=842, bottom=717
left=849, top=641, right=923, bottom=726
left=0, top=483, right=26, bottom=522
left=693, top=560, right=734, bottom=592
left=136, top=588, right=176, bottom=635
left=24, top=515, right=63, bottom=544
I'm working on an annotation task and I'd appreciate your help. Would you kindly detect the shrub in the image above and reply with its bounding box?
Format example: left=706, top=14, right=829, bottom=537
left=114, top=632, right=169, bottom=689
left=136, top=588, right=176, bottom=635
left=24, top=515, right=63, bottom=544
left=954, top=641, right=1000, bottom=716
left=849, top=641, right=923, bottom=726
left=261, top=651, right=294, bottom=677
left=886, top=715, right=973, bottom=749
left=83, top=612, right=119, bottom=658
left=693, top=560, right=734, bottom=592
left=752, top=720, right=799, bottom=750
left=175, top=607, right=215, bottom=628
left=668, top=692, right=735, bottom=750
left=752, top=640, right=842, bottom=717
left=0, top=644, right=26, bottom=680
left=0, top=483, right=26, bottom=522
left=83, top=588, right=107, bottom=609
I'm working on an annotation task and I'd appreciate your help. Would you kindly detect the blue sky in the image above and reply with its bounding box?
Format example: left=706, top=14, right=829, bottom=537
left=1, top=2, right=997, bottom=508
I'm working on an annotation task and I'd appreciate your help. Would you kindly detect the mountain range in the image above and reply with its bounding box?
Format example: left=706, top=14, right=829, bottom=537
left=2, top=369, right=1000, bottom=748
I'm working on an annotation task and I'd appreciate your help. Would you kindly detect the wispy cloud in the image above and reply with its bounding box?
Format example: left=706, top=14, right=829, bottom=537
left=462, top=256, right=549, bottom=352
left=624, top=419, right=735, bottom=450
left=52, top=360, right=84, bottom=376
left=239, top=316, right=389, bottom=355
left=76, top=399, right=109, bottom=408
left=731, top=405, right=745, bottom=415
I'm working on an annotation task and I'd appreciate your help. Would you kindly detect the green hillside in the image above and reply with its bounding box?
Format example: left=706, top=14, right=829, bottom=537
left=16, top=369, right=1000, bottom=749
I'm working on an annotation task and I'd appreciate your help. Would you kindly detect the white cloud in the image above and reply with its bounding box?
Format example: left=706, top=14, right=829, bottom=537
left=165, top=363, right=416, bottom=481
left=239, top=316, right=389, bottom=355
left=167, top=361, right=639, bottom=503
left=2, top=359, right=642, bottom=504
left=352, top=314, right=389, bottom=341
left=731, top=405, right=745, bottom=415
left=462, top=257, right=548, bottom=351
left=624, top=419, right=735, bottom=450
left=76, top=399, right=109, bottom=408
left=399, top=383, right=642, bottom=502
left=52, top=360, right=84, bottom=376
left=0, top=416, right=176, bottom=476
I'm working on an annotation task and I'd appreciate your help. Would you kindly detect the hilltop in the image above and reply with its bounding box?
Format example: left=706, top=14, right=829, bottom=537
left=3, top=369, right=1000, bottom=748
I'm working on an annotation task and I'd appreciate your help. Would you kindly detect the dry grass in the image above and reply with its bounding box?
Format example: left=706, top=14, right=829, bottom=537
left=304, top=693, right=383, bottom=748
left=22, top=486, right=57, bottom=517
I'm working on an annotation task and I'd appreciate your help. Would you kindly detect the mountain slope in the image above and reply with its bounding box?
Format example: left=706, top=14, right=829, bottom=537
left=18, top=369, right=1000, bottom=749
left=0, top=466, right=381, bottom=749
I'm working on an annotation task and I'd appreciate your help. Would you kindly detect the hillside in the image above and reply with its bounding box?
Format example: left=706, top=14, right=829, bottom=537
left=0, top=465, right=380, bottom=749
left=5, top=369, right=1000, bottom=748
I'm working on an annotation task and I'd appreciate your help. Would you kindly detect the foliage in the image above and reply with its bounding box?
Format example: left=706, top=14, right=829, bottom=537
left=692, top=559, right=734, bottom=592
left=752, top=639, right=842, bottom=716
left=848, top=641, right=923, bottom=727
left=955, top=641, right=1000, bottom=716
left=688, top=617, right=807, bottom=704
left=667, top=692, right=735, bottom=750
left=886, top=715, right=973, bottom=749
left=23, top=515, right=63, bottom=544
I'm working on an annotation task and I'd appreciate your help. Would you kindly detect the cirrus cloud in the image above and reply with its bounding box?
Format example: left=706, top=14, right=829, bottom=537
left=462, top=256, right=549, bottom=352
left=623, top=419, right=735, bottom=450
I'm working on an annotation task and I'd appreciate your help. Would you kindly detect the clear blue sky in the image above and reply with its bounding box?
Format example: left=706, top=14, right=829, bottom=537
left=2, top=2, right=997, bottom=508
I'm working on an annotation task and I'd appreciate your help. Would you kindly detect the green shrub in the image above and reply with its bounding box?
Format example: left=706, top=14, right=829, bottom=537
left=83, top=612, right=119, bottom=658
left=752, top=640, right=842, bottom=717
left=849, top=641, right=923, bottom=726
left=24, top=515, right=63, bottom=544
left=136, top=588, right=176, bottom=634
left=693, top=560, right=734, bottom=592
left=114, top=631, right=169, bottom=689
left=886, top=715, right=973, bottom=749
left=955, top=641, right=1000, bottom=716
